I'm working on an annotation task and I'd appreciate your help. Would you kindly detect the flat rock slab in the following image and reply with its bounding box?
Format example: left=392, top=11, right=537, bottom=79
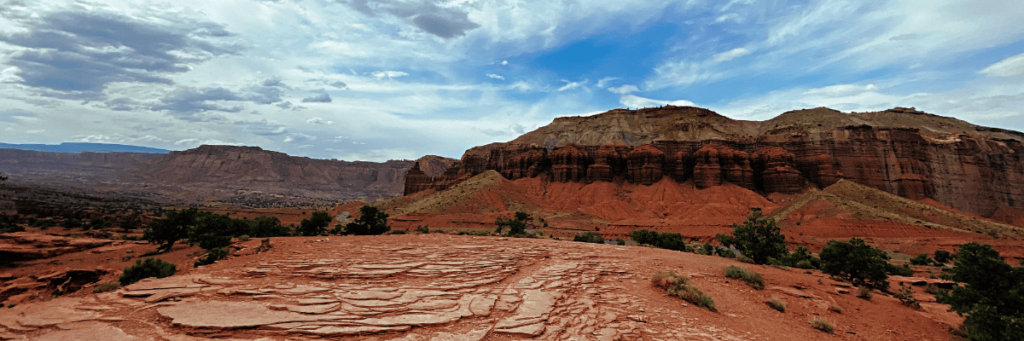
left=158, top=301, right=321, bottom=328
left=34, top=322, right=136, bottom=341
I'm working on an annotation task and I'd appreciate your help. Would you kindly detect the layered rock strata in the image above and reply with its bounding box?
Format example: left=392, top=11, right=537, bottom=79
left=405, top=106, right=1024, bottom=217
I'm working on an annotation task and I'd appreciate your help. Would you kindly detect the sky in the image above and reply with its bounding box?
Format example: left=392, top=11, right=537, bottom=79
left=1, top=0, right=1023, bottom=161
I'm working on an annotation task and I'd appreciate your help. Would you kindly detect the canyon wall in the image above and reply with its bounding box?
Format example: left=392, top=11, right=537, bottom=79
left=404, top=106, right=1024, bottom=217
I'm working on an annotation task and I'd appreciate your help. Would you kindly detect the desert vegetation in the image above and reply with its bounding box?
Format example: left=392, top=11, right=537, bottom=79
left=766, top=297, right=786, bottom=312
left=819, top=237, right=891, bottom=289
left=651, top=271, right=716, bottom=312
left=343, top=206, right=390, bottom=235
left=937, top=242, right=1024, bottom=340
left=119, top=258, right=176, bottom=286
left=809, top=317, right=834, bottom=334
left=723, top=265, right=764, bottom=290
left=573, top=232, right=604, bottom=243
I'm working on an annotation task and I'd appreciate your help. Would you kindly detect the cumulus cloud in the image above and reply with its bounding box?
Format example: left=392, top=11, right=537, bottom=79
left=619, top=95, right=695, bottom=109
left=981, top=53, right=1024, bottom=77
left=340, top=0, right=480, bottom=38
left=306, top=117, right=334, bottom=125
left=607, top=84, right=639, bottom=95
left=0, top=9, right=236, bottom=99
left=486, top=74, right=505, bottom=80
left=301, top=89, right=332, bottom=103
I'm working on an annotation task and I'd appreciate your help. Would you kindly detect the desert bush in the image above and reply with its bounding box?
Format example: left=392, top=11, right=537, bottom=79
left=651, top=271, right=716, bottom=312
left=297, top=211, right=332, bottom=236
left=494, top=212, right=527, bottom=236
left=937, top=242, right=1024, bottom=341
left=924, top=283, right=943, bottom=296
left=723, top=265, right=765, bottom=290
left=92, top=282, right=120, bottom=293
left=856, top=285, right=873, bottom=300
left=237, top=235, right=250, bottom=242
left=829, top=304, right=843, bottom=313
left=144, top=208, right=199, bottom=253
left=629, top=230, right=687, bottom=251
left=119, top=258, right=176, bottom=286
left=721, top=208, right=786, bottom=264
left=416, top=225, right=430, bottom=234
left=783, top=246, right=821, bottom=269
left=895, top=284, right=921, bottom=309
left=0, top=215, right=24, bottom=233
left=616, top=238, right=626, bottom=245
left=391, top=230, right=406, bottom=235
left=820, top=238, right=890, bottom=289
left=809, top=317, right=834, bottom=334
left=933, top=250, right=953, bottom=264
left=716, top=247, right=737, bottom=258
left=89, top=218, right=111, bottom=229
left=194, top=247, right=228, bottom=267
left=345, top=206, right=390, bottom=236
left=766, top=297, right=786, bottom=312
left=910, top=253, right=935, bottom=266
left=887, top=263, right=915, bottom=276
left=737, top=254, right=755, bottom=264
left=248, top=216, right=290, bottom=237
left=701, top=243, right=715, bottom=255
left=574, top=232, right=604, bottom=244
left=62, top=217, right=82, bottom=229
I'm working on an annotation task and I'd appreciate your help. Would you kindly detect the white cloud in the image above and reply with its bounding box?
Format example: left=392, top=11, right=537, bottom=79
left=25, top=129, right=45, bottom=134
left=712, top=47, right=751, bottom=62
left=486, top=74, right=505, bottom=80
left=981, top=53, right=1024, bottom=77
left=619, top=95, right=695, bottom=109
left=371, top=71, right=409, bottom=79
left=596, top=77, right=619, bottom=88
left=607, top=84, right=639, bottom=95
left=306, top=117, right=334, bottom=125
left=557, top=80, right=585, bottom=92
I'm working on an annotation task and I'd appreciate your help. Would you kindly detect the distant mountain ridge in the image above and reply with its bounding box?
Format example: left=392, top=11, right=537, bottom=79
left=0, top=142, right=170, bottom=154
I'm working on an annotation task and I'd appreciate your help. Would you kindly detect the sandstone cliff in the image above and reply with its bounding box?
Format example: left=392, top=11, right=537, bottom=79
left=404, top=106, right=1024, bottom=217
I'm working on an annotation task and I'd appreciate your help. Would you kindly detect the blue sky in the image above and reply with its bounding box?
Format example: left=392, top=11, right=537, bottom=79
left=1, top=0, right=1023, bottom=161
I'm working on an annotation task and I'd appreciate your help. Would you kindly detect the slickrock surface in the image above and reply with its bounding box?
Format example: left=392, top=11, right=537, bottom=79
left=0, top=235, right=960, bottom=340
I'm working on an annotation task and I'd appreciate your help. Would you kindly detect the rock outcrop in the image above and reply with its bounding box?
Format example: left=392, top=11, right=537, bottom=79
left=404, top=106, right=1024, bottom=217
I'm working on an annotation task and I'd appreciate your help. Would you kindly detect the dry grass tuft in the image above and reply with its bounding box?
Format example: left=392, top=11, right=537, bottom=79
left=723, top=265, right=764, bottom=290
left=766, top=297, right=786, bottom=312
left=651, top=271, right=717, bottom=312
left=809, top=317, right=835, bottom=334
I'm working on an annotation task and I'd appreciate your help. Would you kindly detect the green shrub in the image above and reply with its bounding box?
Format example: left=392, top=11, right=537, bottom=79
left=766, top=297, right=786, bottom=312
left=416, top=225, right=430, bottom=234
left=89, top=218, right=111, bottom=229
left=651, top=271, right=716, bottom=312
left=297, top=211, right=332, bottom=236
left=494, top=214, right=526, bottom=236
left=237, top=235, right=250, bottom=242
left=820, top=238, right=890, bottom=289
left=119, top=258, right=176, bottom=286
left=616, top=238, right=626, bottom=246
left=829, top=304, right=843, bottom=314
left=194, top=247, right=228, bottom=267
left=721, top=208, right=786, bottom=264
left=723, top=265, right=764, bottom=290
left=737, top=254, right=755, bottom=264
left=716, top=247, right=737, bottom=258
left=701, top=243, right=715, bottom=255
left=938, top=242, right=1024, bottom=341
left=629, top=230, right=687, bottom=251
left=809, top=317, right=834, bottom=334
left=62, top=217, right=82, bottom=229
left=143, top=208, right=199, bottom=253
left=93, top=282, right=120, bottom=293
left=910, top=253, right=934, bottom=266
left=574, top=232, right=604, bottom=244
left=249, top=216, right=291, bottom=237
left=345, top=206, right=390, bottom=235
left=895, top=284, right=920, bottom=309
left=933, top=250, right=952, bottom=264
left=783, top=246, right=821, bottom=269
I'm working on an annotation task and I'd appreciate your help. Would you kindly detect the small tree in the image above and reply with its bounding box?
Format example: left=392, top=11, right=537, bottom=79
left=119, top=258, right=176, bottom=286
left=298, top=211, right=332, bottom=236
left=725, top=208, right=786, bottom=264
left=819, top=238, right=890, bottom=289
left=248, top=216, right=290, bottom=237
left=143, top=208, right=199, bottom=253
left=934, top=250, right=953, bottom=264
left=344, top=206, right=390, bottom=235
left=938, top=242, right=1024, bottom=341
left=910, top=253, right=934, bottom=266
left=574, top=232, right=604, bottom=243
left=495, top=211, right=529, bottom=236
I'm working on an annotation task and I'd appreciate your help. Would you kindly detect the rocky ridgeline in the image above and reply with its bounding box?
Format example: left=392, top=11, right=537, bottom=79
left=405, top=106, right=1024, bottom=217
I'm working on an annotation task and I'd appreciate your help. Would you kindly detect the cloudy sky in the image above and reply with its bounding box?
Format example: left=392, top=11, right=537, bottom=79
left=1, top=0, right=1023, bottom=161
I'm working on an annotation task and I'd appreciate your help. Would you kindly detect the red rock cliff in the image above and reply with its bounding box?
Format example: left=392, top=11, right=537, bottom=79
left=404, top=106, right=1024, bottom=217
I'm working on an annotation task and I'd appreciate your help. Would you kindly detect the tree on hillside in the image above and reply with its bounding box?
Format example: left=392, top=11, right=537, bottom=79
left=721, top=208, right=787, bottom=264
left=144, top=208, right=199, bottom=253
left=938, top=242, right=1024, bottom=341
left=819, top=238, right=891, bottom=289
left=495, top=211, right=529, bottom=236
left=298, top=211, right=332, bottom=236
left=344, top=206, right=390, bottom=235
left=249, top=216, right=291, bottom=237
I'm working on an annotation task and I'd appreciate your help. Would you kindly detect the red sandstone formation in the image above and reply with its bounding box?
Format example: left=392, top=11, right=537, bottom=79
left=404, top=106, right=1024, bottom=218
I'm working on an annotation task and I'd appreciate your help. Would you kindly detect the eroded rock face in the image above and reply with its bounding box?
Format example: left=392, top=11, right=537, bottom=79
left=404, top=106, right=1024, bottom=216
